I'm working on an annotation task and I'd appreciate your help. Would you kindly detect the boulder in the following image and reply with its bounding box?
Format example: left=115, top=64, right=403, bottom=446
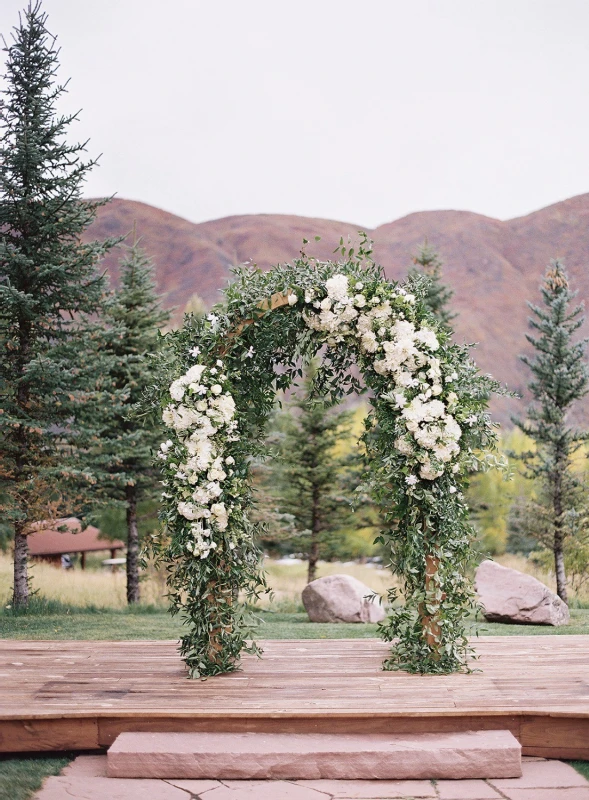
left=475, top=559, right=569, bottom=626
left=302, top=574, right=386, bottom=623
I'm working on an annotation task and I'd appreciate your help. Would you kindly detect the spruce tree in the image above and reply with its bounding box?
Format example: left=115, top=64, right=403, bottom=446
left=0, top=2, right=117, bottom=606
left=512, top=261, right=589, bottom=602
left=273, top=366, right=353, bottom=583
left=408, top=240, right=456, bottom=330
left=100, top=239, right=169, bottom=604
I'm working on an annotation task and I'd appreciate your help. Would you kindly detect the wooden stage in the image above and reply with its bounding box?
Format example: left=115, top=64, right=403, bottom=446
left=1, top=637, right=588, bottom=759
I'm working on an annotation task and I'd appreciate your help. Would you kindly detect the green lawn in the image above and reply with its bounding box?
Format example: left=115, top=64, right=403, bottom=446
left=1, top=605, right=588, bottom=640
left=0, top=756, right=72, bottom=800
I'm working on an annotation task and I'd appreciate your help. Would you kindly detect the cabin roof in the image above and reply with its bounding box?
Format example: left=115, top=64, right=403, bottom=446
left=27, top=517, right=125, bottom=556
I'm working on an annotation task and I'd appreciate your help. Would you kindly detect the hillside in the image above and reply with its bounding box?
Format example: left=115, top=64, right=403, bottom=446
left=85, top=195, right=589, bottom=423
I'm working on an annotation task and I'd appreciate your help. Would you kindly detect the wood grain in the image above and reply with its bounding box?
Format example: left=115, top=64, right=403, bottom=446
left=1, top=637, right=587, bottom=756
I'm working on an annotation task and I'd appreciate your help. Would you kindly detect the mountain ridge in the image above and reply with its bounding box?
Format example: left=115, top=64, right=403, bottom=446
left=85, top=194, right=589, bottom=423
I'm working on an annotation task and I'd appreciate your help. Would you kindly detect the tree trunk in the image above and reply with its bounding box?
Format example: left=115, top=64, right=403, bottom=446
left=553, top=448, right=568, bottom=604
left=13, top=522, right=29, bottom=607
left=126, top=484, right=140, bottom=604
left=307, top=486, right=320, bottom=584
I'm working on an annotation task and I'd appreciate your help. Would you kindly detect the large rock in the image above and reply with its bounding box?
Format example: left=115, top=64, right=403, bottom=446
left=302, top=574, right=385, bottom=623
left=475, top=559, right=569, bottom=626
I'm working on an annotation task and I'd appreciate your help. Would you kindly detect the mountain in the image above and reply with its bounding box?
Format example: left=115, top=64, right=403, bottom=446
left=85, top=195, right=589, bottom=424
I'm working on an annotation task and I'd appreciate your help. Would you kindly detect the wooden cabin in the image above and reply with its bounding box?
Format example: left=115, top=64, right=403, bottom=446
left=27, top=517, right=125, bottom=569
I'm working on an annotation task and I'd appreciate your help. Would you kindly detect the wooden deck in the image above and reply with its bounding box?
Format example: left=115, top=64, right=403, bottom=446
left=1, top=637, right=588, bottom=758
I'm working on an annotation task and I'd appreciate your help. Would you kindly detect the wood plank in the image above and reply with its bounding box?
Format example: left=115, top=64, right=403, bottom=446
left=0, top=717, right=99, bottom=752
left=0, top=637, right=587, bottom=754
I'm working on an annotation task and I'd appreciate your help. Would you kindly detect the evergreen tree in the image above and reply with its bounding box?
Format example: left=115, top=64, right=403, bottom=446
left=272, top=366, right=354, bottom=583
left=0, top=3, right=117, bottom=606
left=100, top=239, right=169, bottom=604
left=408, top=240, right=456, bottom=330
left=512, top=261, right=589, bottom=602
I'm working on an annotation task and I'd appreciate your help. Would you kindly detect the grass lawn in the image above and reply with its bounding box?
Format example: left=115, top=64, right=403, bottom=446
left=1, top=604, right=588, bottom=640
left=0, top=755, right=72, bottom=800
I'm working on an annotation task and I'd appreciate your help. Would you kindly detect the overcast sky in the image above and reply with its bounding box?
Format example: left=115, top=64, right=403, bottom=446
left=1, top=0, right=587, bottom=228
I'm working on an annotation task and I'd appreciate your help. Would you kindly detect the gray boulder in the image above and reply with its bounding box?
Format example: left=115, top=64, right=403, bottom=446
left=302, top=574, right=386, bottom=623
left=475, top=559, right=569, bottom=626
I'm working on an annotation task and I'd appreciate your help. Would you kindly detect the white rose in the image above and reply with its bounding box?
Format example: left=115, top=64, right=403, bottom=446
left=325, top=274, right=349, bottom=302
left=169, top=380, right=185, bottom=401
left=211, top=384, right=222, bottom=395
left=354, top=294, right=366, bottom=308
left=287, top=293, right=298, bottom=305
left=196, top=400, right=207, bottom=412
left=225, top=456, right=235, bottom=465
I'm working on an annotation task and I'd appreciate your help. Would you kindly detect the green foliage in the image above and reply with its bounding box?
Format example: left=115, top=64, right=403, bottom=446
left=512, top=261, right=589, bottom=602
left=149, top=235, right=502, bottom=677
left=408, top=240, right=456, bottom=331
left=467, top=429, right=531, bottom=555
left=0, top=2, right=119, bottom=604
left=263, top=364, right=355, bottom=582
left=99, top=241, right=170, bottom=493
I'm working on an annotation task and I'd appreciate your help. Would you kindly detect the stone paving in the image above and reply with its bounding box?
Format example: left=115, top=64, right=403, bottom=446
left=33, top=755, right=589, bottom=800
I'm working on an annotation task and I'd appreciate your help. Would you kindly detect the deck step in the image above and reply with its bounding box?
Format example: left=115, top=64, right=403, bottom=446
left=107, top=730, right=522, bottom=780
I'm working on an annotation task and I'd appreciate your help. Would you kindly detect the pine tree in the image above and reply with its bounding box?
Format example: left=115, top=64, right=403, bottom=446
left=512, top=261, right=589, bottom=602
left=0, top=3, right=117, bottom=606
left=100, top=239, right=169, bottom=604
left=273, top=366, right=354, bottom=583
left=408, top=240, right=456, bottom=330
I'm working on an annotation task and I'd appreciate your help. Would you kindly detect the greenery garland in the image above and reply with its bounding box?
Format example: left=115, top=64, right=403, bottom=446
left=149, top=238, right=503, bottom=677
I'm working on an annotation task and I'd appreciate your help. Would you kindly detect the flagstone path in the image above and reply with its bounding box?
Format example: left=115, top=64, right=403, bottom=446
left=33, top=755, right=589, bottom=799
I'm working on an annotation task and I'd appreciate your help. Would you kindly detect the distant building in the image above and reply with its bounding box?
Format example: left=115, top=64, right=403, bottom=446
left=27, top=517, right=125, bottom=569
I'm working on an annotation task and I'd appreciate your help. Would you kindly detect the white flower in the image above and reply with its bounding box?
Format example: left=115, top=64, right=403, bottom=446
left=414, top=328, right=439, bottom=350
left=211, top=393, right=236, bottom=424
left=189, top=346, right=201, bottom=357
left=211, top=502, right=228, bottom=531
left=395, top=438, right=413, bottom=456
left=160, top=440, right=173, bottom=453
left=304, top=288, right=315, bottom=303
left=169, top=380, right=186, bottom=401
left=405, top=475, right=418, bottom=486
left=449, top=486, right=457, bottom=494
left=446, top=371, right=458, bottom=383
left=206, top=481, right=222, bottom=498
left=207, top=313, right=219, bottom=327
left=185, top=364, right=206, bottom=383
left=370, top=296, right=381, bottom=305
left=211, top=384, right=222, bottom=395
left=320, top=297, right=332, bottom=311
left=419, top=462, right=444, bottom=481
left=325, top=274, right=349, bottom=302
left=287, top=293, right=298, bottom=305
left=354, top=294, right=366, bottom=308
left=245, top=346, right=254, bottom=359
left=216, top=359, right=224, bottom=367
left=466, top=414, right=478, bottom=426
left=447, top=392, right=458, bottom=405
left=404, top=293, right=416, bottom=305
left=196, top=400, right=207, bottom=412
left=355, top=282, right=364, bottom=290
left=360, top=331, right=378, bottom=353
left=178, top=501, right=199, bottom=520
left=208, top=465, right=227, bottom=482
left=393, top=393, right=406, bottom=409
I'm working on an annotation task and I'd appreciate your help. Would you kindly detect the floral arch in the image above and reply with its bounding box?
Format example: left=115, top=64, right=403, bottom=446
left=152, top=238, right=500, bottom=678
